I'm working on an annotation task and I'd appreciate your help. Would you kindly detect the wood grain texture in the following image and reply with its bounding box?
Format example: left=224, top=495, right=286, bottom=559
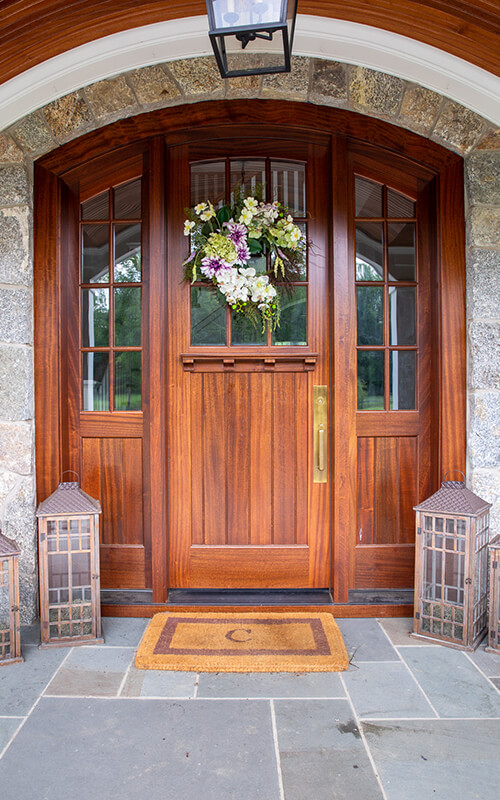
left=354, top=544, right=415, bottom=588
left=189, top=546, right=309, bottom=588
left=101, top=603, right=415, bottom=618
left=0, top=1, right=498, bottom=85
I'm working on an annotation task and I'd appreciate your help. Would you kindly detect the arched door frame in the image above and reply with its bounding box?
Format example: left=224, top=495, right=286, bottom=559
left=34, top=100, right=466, bottom=616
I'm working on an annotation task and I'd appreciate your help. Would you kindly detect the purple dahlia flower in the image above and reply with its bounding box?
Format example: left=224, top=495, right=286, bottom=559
left=224, top=221, right=247, bottom=247
left=200, top=255, right=229, bottom=279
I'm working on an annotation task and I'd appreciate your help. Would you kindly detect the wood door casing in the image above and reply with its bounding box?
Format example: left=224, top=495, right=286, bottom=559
left=166, top=138, right=331, bottom=589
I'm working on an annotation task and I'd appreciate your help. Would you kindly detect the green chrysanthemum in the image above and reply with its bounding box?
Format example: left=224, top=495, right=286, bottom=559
left=205, top=232, right=238, bottom=265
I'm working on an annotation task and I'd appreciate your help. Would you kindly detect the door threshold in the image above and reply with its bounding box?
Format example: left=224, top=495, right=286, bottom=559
left=166, top=589, right=334, bottom=606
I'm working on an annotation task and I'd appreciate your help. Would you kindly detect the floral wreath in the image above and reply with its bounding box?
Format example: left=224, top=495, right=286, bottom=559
left=183, top=194, right=304, bottom=331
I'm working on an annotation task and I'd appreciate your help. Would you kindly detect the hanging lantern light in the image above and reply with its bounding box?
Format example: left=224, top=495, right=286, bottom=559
left=206, top=0, right=298, bottom=78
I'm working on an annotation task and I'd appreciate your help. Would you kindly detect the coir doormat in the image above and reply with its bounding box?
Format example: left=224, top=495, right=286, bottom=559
left=135, top=612, right=349, bottom=673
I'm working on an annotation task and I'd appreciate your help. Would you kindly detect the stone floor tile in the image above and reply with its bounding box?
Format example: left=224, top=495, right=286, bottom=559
left=274, top=699, right=384, bottom=800
left=492, top=678, right=500, bottom=689
left=362, top=718, right=500, bottom=800
left=44, top=646, right=134, bottom=697
left=377, top=616, right=438, bottom=647
left=0, top=646, right=68, bottom=715
left=466, top=642, right=500, bottom=677
left=399, top=645, right=500, bottom=717
left=0, top=697, right=281, bottom=800
left=336, top=618, right=400, bottom=662
left=122, top=665, right=197, bottom=697
left=343, top=661, right=435, bottom=719
left=197, top=671, right=346, bottom=698
left=101, top=616, right=149, bottom=647
left=0, top=717, right=23, bottom=753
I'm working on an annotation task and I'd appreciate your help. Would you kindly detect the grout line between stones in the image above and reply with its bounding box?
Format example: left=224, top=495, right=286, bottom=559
left=270, top=699, right=285, bottom=800
left=462, top=651, right=500, bottom=697
left=116, top=653, right=135, bottom=697
left=0, top=646, right=74, bottom=761
left=339, top=673, right=389, bottom=800
left=396, top=651, right=441, bottom=719
left=192, top=673, right=200, bottom=699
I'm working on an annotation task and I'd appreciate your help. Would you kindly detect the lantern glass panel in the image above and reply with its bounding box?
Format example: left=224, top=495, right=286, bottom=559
left=211, top=0, right=284, bottom=29
left=444, top=550, right=464, bottom=604
left=423, top=546, right=442, bottom=601
left=0, top=563, right=11, bottom=658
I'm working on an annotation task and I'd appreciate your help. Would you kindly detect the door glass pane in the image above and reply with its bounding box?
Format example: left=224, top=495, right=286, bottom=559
left=81, top=191, right=109, bottom=221
left=273, top=286, right=307, bottom=345
left=191, top=286, right=227, bottom=345
left=114, top=178, right=141, bottom=219
left=82, top=352, right=109, bottom=411
left=355, top=177, right=382, bottom=217
left=357, top=351, right=384, bottom=410
left=82, top=225, right=109, bottom=283
left=389, top=286, right=416, bottom=345
left=387, top=188, right=415, bottom=218
left=232, top=313, right=266, bottom=345
left=390, top=350, right=416, bottom=410
left=115, top=351, right=141, bottom=410
left=357, top=286, right=383, bottom=345
left=114, top=287, right=141, bottom=347
left=191, top=161, right=226, bottom=208
left=82, top=288, right=109, bottom=347
left=114, top=223, right=141, bottom=282
left=388, top=222, right=416, bottom=281
left=271, top=160, right=306, bottom=215
left=230, top=160, right=266, bottom=201
left=356, top=223, right=383, bottom=280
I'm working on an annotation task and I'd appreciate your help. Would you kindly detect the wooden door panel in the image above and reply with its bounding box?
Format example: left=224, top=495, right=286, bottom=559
left=190, top=546, right=309, bottom=588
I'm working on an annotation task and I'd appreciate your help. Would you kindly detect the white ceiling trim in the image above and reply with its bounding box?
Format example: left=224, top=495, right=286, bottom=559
left=0, top=14, right=498, bottom=130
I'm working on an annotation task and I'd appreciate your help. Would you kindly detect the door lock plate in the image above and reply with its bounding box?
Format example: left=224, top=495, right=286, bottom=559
left=313, top=386, right=328, bottom=483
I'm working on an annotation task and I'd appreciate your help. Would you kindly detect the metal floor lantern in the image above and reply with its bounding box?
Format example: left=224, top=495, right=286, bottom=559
left=36, top=478, right=103, bottom=648
left=206, top=0, right=298, bottom=78
left=412, top=473, right=491, bottom=651
left=486, top=535, right=500, bottom=654
left=0, top=531, right=23, bottom=666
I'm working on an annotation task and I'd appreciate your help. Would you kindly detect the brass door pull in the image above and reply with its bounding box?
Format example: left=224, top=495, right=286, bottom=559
left=313, top=386, right=327, bottom=483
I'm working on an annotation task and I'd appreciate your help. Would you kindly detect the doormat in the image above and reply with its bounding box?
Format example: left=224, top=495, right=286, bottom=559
left=135, top=612, right=349, bottom=673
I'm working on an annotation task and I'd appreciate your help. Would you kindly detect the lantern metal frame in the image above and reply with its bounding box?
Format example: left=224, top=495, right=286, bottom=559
left=0, top=531, right=23, bottom=666
left=486, top=534, right=500, bottom=654
left=36, top=481, right=104, bottom=648
left=411, top=476, right=491, bottom=651
left=206, top=0, right=298, bottom=78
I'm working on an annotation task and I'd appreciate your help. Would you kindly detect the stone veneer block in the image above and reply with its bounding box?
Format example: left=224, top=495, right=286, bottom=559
left=309, top=60, right=348, bottom=106
left=0, top=421, right=32, bottom=474
left=0, top=135, right=23, bottom=163
left=433, top=101, right=485, bottom=154
left=471, top=467, right=500, bottom=533
left=85, top=76, right=139, bottom=119
left=0, top=287, right=32, bottom=343
left=0, top=470, right=20, bottom=509
left=399, top=85, right=443, bottom=133
left=3, top=475, right=37, bottom=623
left=169, top=57, right=224, bottom=98
left=468, top=393, right=500, bottom=469
left=467, top=249, right=500, bottom=319
left=466, top=152, right=500, bottom=206
left=43, top=92, right=93, bottom=140
left=127, top=65, right=182, bottom=106
left=469, top=206, right=500, bottom=248
left=349, top=66, right=404, bottom=118
left=468, top=320, right=500, bottom=389
left=226, top=73, right=261, bottom=98
left=476, top=128, right=500, bottom=150
left=11, top=112, right=55, bottom=155
left=0, top=207, right=32, bottom=285
left=262, top=57, right=311, bottom=100
left=0, top=165, right=30, bottom=206
left=0, top=346, right=33, bottom=420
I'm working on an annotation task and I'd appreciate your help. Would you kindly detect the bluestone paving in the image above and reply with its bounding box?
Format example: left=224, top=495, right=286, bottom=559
left=0, top=645, right=67, bottom=715
left=2, top=617, right=500, bottom=798
left=0, top=697, right=281, bottom=800
left=399, top=645, right=500, bottom=717
left=274, top=699, right=384, bottom=800
left=362, top=718, right=500, bottom=800
left=336, top=618, right=400, bottom=662
left=44, top=645, right=134, bottom=696
left=342, top=661, right=436, bottom=719
left=122, top=665, right=198, bottom=697
left=197, top=670, right=346, bottom=698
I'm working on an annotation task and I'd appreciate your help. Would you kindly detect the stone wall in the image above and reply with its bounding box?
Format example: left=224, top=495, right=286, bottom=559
left=0, top=56, right=498, bottom=621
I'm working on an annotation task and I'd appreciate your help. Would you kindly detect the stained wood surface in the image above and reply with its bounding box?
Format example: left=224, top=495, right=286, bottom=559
left=0, top=1, right=498, bottom=84
left=101, top=603, right=415, bottom=618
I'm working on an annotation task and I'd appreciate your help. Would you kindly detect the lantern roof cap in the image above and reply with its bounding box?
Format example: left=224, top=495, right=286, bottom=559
left=414, top=480, right=491, bottom=516
left=0, top=530, right=21, bottom=556
left=36, top=482, right=101, bottom=517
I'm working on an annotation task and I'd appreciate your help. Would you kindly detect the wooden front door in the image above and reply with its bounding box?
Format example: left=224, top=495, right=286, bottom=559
left=166, top=137, right=331, bottom=589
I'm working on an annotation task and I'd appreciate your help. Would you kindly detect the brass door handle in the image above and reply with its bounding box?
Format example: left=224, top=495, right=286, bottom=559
left=313, top=386, right=327, bottom=483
